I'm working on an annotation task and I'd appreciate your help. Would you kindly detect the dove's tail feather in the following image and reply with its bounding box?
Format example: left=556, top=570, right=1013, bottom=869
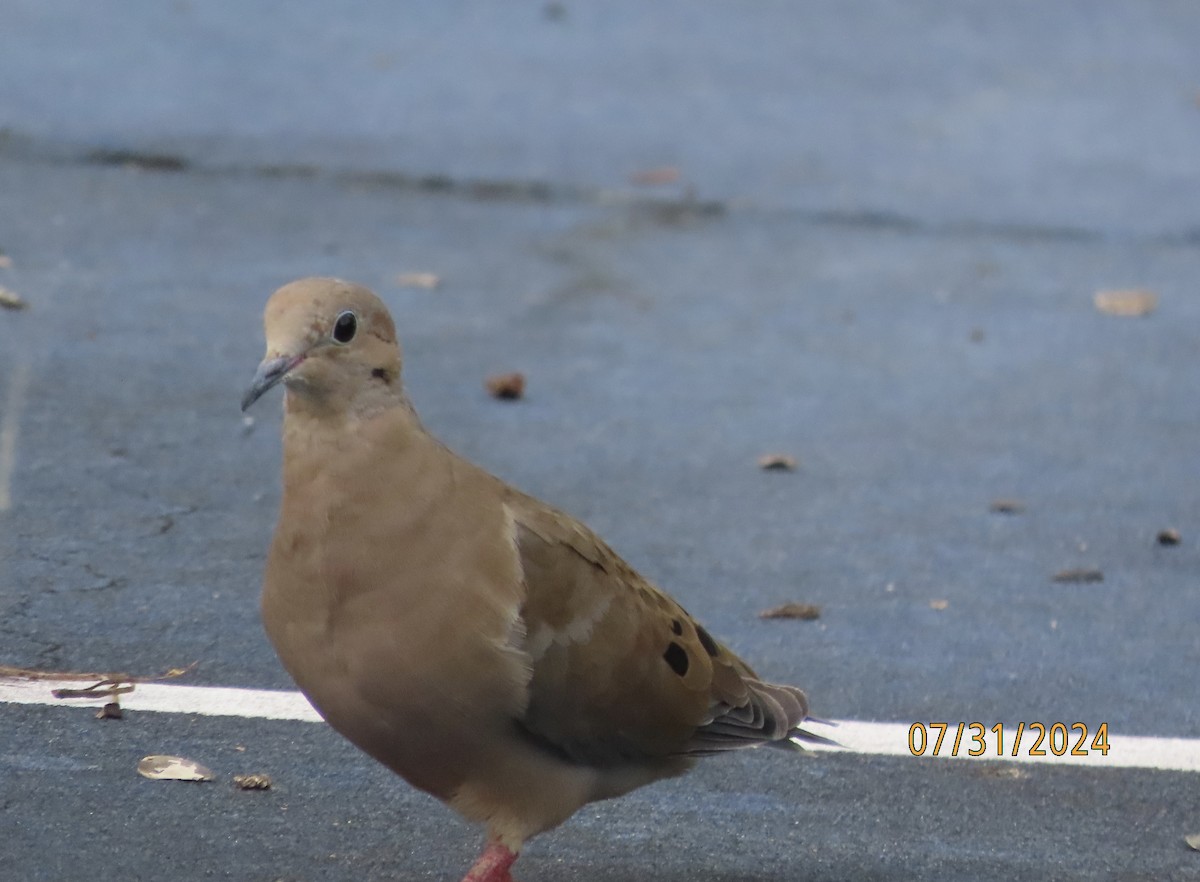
left=685, top=679, right=841, bottom=754
left=782, top=726, right=843, bottom=751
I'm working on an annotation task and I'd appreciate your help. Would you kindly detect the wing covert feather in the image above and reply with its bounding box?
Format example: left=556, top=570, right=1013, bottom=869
left=504, top=493, right=807, bottom=766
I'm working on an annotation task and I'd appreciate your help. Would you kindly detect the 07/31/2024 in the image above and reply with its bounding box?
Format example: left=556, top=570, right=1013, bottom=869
left=908, top=722, right=1111, bottom=758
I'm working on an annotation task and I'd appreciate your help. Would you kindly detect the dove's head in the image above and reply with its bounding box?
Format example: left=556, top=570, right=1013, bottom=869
left=242, top=277, right=402, bottom=414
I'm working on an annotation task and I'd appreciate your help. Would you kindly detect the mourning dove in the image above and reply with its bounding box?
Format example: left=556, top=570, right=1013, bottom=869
left=242, top=277, right=828, bottom=882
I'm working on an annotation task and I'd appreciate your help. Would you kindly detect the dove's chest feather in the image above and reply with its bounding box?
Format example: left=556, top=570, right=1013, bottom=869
left=260, top=407, right=531, bottom=796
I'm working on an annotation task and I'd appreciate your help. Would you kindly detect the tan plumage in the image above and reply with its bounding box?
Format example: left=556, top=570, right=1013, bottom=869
left=243, top=277, right=823, bottom=882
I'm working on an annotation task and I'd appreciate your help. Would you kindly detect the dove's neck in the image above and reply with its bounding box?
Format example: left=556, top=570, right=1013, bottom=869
left=280, top=385, right=427, bottom=459
left=281, top=365, right=415, bottom=418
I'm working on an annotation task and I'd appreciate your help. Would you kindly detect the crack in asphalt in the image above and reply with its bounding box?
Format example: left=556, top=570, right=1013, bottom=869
left=2, top=128, right=1196, bottom=248
left=0, top=591, right=63, bottom=664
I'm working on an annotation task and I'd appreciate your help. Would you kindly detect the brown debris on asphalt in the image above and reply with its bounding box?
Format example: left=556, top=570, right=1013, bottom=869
left=1157, top=528, right=1182, bottom=546
left=52, top=682, right=134, bottom=700
left=0, top=255, right=12, bottom=269
left=1, top=663, right=197, bottom=721
left=629, top=166, right=682, bottom=186
left=1, top=662, right=196, bottom=686
left=95, top=702, right=123, bottom=720
left=757, top=453, right=797, bottom=471
left=485, top=372, right=526, bottom=400
left=0, top=664, right=119, bottom=682
left=137, top=755, right=214, bottom=783
left=1093, top=288, right=1157, bottom=317
left=929, top=599, right=950, bottom=611
left=394, top=271, right=441, bottom=290
left=759, top=602, right=821, bottom=621
left=989, top=498, right=1025, bottom=514
left=45, top=662, right=196, bottom=700
left=0, top=286, right=28, bottom=309
left=1052, top=568, right=1104, bottom=584
left=233, top=773, right=273, bottom=791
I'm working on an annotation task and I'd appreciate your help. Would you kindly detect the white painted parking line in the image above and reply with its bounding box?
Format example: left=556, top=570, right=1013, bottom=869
left=2, top=676, right=1197, bottom=773
left=0, top=675, right=321, bottom=722
left=799, top=719, right=1200, bottom=773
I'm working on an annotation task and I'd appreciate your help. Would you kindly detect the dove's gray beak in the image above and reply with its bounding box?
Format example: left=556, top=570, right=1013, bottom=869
left=242, top=354, right=305, bottom=412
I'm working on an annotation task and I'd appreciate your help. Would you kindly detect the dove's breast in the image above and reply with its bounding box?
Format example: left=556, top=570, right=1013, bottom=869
left=261, top=408, right=531, bottom=800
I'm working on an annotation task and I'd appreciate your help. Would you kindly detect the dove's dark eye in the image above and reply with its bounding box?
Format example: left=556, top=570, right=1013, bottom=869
left=332, top=310, right=358, bottom=344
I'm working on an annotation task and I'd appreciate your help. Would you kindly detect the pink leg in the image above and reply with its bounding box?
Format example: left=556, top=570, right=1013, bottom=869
left=460, top=841, right=518, bottom=882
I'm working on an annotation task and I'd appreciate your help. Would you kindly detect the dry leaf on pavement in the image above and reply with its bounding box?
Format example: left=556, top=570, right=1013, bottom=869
left=137, top=755, right=214, bottom=782
left=989, top=498, right=1025, bottom=514
left=233, top=773, right=273, bottom=790
left=0, top=286, right=27, bottom=310
left=1093, top=289, right=1157, bottom=317
left=1052, top=568, right=1104, bottom=584
left=395, top=272, right=441, bottom=290
left=759, top=602, right=821, bottom=620
left=757, top=453, right=797, bottom=471
left=485, top=372, right=525, bottom=400
left=629, top=167, right=682, bottom=186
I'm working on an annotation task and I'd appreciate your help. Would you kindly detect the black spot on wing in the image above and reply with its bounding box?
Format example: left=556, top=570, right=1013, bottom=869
left=663, top=641, right=689, bottom=677
left=694, top=625, right=720, bottom=658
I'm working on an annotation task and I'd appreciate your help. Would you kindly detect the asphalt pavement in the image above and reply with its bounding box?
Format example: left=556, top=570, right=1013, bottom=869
left=1, top=2, right=1198, bottom=881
